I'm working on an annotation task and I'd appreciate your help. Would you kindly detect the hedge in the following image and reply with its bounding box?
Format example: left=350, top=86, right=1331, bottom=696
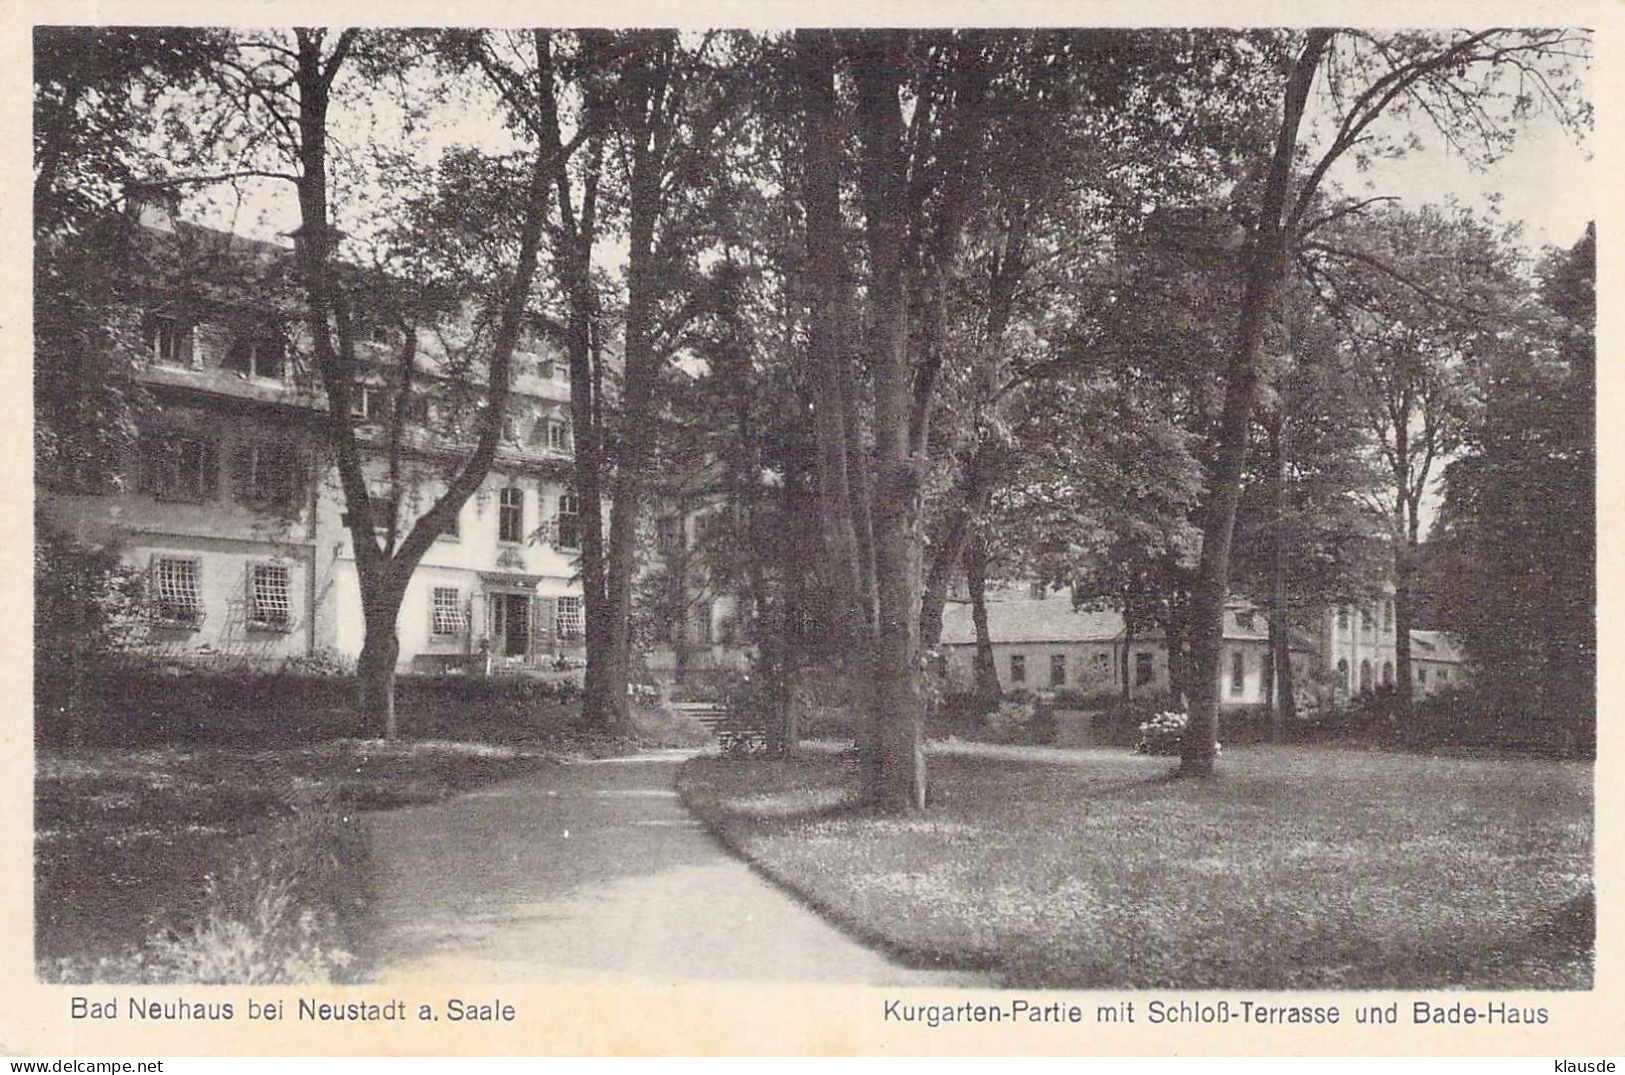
left=36, top=664, right=583, bottom=747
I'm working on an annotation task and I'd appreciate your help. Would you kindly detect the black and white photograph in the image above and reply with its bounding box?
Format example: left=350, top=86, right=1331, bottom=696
left=17, top=12, right=1606, bottom=1057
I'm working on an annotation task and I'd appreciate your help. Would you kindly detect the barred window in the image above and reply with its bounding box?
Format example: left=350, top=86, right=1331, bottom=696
left=154, top=557, right=204, bottom=625
left=249, top=562, right=292, bottom=629
left=499, top=487, right=525, bottom=543
left=556, top=595, right=583, bottom=640
left=557, top=492, right=580, bottom=551
left=431, top=586, right=466, bottom=637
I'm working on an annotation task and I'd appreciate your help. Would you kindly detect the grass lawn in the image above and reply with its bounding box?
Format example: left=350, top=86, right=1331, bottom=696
left=36, top=739, right=557, bottom=982
left=679, top=741, right=1593, bottom=989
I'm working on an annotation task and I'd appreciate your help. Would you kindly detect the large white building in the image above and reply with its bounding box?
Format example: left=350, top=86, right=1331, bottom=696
left=41, top=217, right=588, bottom=674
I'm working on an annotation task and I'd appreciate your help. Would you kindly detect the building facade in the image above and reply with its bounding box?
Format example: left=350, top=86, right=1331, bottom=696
left=940, top=588, right=1471, bottom=707
left=40, top=218, right=588, bottom=674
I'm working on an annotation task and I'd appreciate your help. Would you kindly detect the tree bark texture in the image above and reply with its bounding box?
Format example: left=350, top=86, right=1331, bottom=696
left=1182, top=30, right=1330, bottom=776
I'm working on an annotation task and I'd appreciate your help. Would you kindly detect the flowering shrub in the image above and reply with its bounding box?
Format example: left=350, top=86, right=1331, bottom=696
left=1134, top=710, right=1219, bottom=757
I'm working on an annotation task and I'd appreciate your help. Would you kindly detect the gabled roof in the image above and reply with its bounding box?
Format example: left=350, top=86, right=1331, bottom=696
left=938, top=599, right=1309, bottom=649
left=1409, top=629, right=1468, bottom=664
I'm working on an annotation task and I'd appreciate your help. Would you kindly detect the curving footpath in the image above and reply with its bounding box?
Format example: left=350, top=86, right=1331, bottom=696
left=358, top=749, right=984, bottom=986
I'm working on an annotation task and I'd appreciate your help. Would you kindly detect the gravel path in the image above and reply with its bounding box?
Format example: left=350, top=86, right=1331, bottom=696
left=359, top=749, right=984, bottom=987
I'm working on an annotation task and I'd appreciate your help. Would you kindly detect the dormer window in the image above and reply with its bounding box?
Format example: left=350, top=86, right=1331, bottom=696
left=143, top=313, right=193, bottom=365
left=225, top=330, right=286, bottom=379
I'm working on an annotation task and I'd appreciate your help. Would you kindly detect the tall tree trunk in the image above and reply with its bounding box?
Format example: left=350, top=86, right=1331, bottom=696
left=965, top=534, right=999, bottom=709
left=1121, top=611, right=1136, bottom=703
left=1182, top=30, right=1330, bottom=777
left=1393, top=489, right=1419, bottom=715
left=357, top=613, right=400, bottom=738
left=1267, top=408, right=1296, bottom=737
left=919, top=446, right=999, bottom=648
left=796, top=30, right=869, bottom=644
left=852, top=34, right=926, bottom=811
left=290, top=31, right=549, bottom=741
left=1165, top=611, right=1186, bottom=709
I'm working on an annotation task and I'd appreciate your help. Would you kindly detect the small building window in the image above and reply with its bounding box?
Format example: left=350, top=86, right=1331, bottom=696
left=138, top=431, right=219, bottom=502
left=557, top=492, right=580, bottom=551
left=499, top=487, right=525, bottom=544
left=1135, top=651, right=1154, bottom=687
left=1050, top=653, right=1066, bottom=687
left=1359, top=659, right=1373, bottom=693
left=430, top=586, right=467, bottom=637
left=1230, top=650, right=1245, bottom=694
left=225, top=332, right=286, bottom=379
left=248, top=562, right=292, bottom=631
left=1009, top=654, right=1026, bottom=683
left=1418, top=667, right=1428, bottom=684
left=1337, top=606, right=1350, bottom=631
left=349, top=385, right=378, bottom=421
left=234, top=441, right=300, bottom=508
left=555, top=595, right=583, bottom=640
left=693, top=600, right=714, bottom=645
left=1337, top=658, right=1350, bottom=691
left=153, top=556, right=204, bottom=627
left=1029, top=581, right=1046, bottom=600
left=1439, top=668, right=1449, bottom=682
left=1382, top=660, right=1394, bottom=686
left=1361, top=607, right=1374, bottom=631
left=547, top=420, right=573, bottom=452
left=143, top=313, right=192, bottom=365
left=355, top=494, right=398, bottom=534
left=1383, top=600, right=1393, bottom=631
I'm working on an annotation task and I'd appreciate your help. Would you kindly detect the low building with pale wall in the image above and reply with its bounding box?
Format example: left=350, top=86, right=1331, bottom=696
left=938, top=598, right=1316, bottom=708
left=940, top=586, right=1472, bottom=709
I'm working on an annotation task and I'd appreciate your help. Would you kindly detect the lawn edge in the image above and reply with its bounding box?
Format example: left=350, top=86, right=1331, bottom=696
left=675, top=753, right=1001, bottom=983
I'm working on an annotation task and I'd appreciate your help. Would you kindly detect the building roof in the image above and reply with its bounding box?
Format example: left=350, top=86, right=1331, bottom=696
left=939, top=599, right=1307, bottom=649
left=1409, top=629, right=1468, bottom=665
